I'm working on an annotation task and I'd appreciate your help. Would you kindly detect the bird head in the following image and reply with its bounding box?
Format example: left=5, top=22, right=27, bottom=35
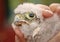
left=13, top=3, right=53, bottom=36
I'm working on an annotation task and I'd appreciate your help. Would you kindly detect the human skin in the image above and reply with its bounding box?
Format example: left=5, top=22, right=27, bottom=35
left=12, top=3, right=60, bottom=42
left=48, top=3, right=60, bottom=42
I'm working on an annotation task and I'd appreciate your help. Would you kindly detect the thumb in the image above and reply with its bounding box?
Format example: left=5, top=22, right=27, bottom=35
left=12, top=23, right=26, bottom=42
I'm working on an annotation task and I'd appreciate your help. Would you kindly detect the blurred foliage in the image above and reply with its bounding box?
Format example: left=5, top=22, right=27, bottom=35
left=8, top=0, right=19, bottom=10
left=41, top=0, right=60, bottom=5
left=9, top=0, right=60, bottom=10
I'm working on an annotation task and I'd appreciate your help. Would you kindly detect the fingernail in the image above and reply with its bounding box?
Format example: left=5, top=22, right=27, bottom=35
left=42, top=10, right=53, bottom=18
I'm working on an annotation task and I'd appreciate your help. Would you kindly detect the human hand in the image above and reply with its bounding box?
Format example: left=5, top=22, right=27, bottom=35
left=12, top=23, right=26, bottom=42
left=48, top=3, right=60, bottom=42
left=41, top=3, right=60, bottom=42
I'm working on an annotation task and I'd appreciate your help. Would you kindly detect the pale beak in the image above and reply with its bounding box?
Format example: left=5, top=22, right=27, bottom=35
left=14, top=20, right=29, bottom=26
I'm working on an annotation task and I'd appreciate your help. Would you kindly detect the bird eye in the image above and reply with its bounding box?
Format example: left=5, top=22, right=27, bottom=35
left=25, top=12, right=35, bottom=20
left=29, top=13, right=34, bottom=17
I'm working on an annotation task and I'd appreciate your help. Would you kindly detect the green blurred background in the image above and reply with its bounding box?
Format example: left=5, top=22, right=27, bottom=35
left=7, top=0, right=60, bottom=24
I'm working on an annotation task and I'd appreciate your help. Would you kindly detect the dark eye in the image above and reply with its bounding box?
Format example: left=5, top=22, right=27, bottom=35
left=29, top=13, right=34, bottom=17
left=25, top=12, right=35, bottom=20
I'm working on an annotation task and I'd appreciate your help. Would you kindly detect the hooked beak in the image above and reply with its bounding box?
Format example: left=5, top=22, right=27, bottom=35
left=14, top=20, right=29, bottom=26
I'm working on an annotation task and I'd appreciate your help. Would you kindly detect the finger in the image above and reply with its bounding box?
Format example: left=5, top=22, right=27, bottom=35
left=12, top=23, right=17, bottom=30
left=36, top=4, right=53, bottom=18
left=12, top=23, right=26, bottom=42
left=15, top=28, right=26, bottom=42
left=12, top=23, right=24, bottom=37
left=48, top=32, right=60, bottom=42
left=49, top=3, right=60, bottom=15
left=42, top=10, right=53, bottom=18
